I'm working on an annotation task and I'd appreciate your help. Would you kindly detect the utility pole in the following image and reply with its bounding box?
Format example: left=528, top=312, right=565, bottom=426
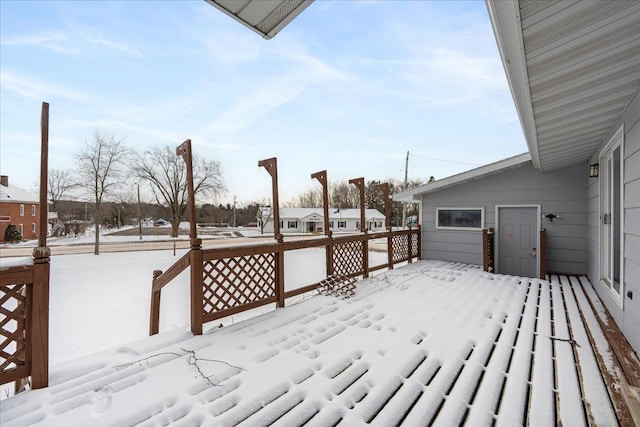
left=137, top=183, right=142, bottom=240
left=233, top=195, right=237, bottom=228
left=402, top=150, right=409, bottom=228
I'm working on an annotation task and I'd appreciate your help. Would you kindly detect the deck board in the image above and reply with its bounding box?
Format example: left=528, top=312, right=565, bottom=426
left=0, top=261, right=630, bottom=426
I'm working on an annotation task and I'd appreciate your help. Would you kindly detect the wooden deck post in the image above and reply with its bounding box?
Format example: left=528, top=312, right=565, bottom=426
left=349, top=177, right=368, bottom=278
left=416, top=225, right=422, bottom=260
left=176, top=140, right=203, bottom=335
left=190, top=240, right=203, bottom=335
left=30, top=101, right=51, bottom=389
left=407, top=226, right=413, bottom=264
left=276, top=236, right=285, bottom=307
left=375, top=183, right=393, bottom=270
left=540, top=228, right=546, bottom=279
left=483, top=228, right=489, bottom=272
left=258, top=158, right=281, bottom=241
left=31, top=247, right=50, bottom=389
left=149, top=270, right=162, bottom=335
left=312, top=170, right=333, bottom=276
left=482, top=227, right=495, bottom=273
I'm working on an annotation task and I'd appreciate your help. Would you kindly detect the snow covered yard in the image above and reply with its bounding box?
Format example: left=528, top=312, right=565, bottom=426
left=0, top=260, right=620, bottom=426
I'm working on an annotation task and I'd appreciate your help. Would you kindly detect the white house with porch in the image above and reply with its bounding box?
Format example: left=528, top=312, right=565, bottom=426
left=258, top=207, right=386, bottom=234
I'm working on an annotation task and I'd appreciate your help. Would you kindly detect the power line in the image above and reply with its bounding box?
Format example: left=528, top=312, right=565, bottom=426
left=409, top=152, right=481, bottom=166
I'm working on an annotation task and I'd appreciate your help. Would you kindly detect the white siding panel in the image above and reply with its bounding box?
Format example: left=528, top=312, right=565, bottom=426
left=421, top=162, right=587, bottom=274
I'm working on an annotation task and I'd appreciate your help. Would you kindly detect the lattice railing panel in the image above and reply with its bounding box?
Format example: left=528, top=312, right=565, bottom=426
left=392, top=234, right=409, bottom=262
left=333, top=240, right=364, bottom=278
left=411, top=232, right=419, bottom=259
left=0, top=284, right=28, bottom=373
left=202, top=253, right=277, bottom=315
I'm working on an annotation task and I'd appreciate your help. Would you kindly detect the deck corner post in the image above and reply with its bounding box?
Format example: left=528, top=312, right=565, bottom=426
left=190, top=239, right=203, bottom=335
left=149, top=270, right=162, bottom=336
left=31, top=246, right=50, bottom=389
left=276, top=235, right=285, bottom=308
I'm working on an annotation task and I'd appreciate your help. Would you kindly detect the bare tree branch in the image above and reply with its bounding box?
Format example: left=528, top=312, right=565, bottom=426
left=131, top=145, right=225, bottom=237
left=75, top=129, right=131, bottom=254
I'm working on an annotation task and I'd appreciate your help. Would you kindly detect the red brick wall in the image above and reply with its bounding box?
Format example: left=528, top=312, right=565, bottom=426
left=0, top=201, right=40, bottom=242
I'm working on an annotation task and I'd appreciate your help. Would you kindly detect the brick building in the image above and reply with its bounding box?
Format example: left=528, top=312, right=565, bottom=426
left=0, top=175, right=40, bottom=242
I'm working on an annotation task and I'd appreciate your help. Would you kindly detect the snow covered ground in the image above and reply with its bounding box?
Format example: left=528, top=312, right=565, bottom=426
left=0, top=256, right=619, bottom=425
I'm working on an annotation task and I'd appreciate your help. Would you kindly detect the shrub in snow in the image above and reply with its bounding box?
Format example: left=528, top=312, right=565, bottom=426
left=4, top=224, right=22, bottom=243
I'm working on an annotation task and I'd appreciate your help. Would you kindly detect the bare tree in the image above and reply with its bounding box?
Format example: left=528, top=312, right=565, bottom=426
left=75, top=130, right=131, bottom=254
left=47, top=169, right=77, bottom=211
left=256, top=204, right=274, bottom=235
left=330, top=181, right=360, bottom=209
left=132, top=145, right=225, bottom=237
left=284, top=186, right=323, bottom=208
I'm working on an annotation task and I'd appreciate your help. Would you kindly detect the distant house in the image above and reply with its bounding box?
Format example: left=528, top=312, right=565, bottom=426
left=0, top=175, right=41, bottom=242
left=396, top=1, right=640, bottom=356
left=257, top=207, right=386, bottom=234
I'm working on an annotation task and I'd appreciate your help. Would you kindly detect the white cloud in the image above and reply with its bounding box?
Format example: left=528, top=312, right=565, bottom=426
left=0, top=70, right=90, bottom=101
left=1, top=30, right=141, bottom=57
left=84, top=36, right=142, bottom=57
left=1, top=32, right=78, bottom=54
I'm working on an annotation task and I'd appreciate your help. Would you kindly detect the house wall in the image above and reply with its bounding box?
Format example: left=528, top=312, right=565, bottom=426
left=420, top=162, right=587, bottom=274
left=262, top=217, right=384, bottom=234
left=0, top=201, right=40, bottom=242
left=587, top=91, right=640, bottom=355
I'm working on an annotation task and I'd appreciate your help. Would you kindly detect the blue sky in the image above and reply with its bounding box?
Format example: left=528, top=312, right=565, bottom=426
left=0, top=0, right=527, bottom=205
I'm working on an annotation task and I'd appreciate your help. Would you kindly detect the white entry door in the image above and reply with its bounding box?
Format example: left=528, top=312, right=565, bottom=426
left=498, top=207, right=539, bottom=277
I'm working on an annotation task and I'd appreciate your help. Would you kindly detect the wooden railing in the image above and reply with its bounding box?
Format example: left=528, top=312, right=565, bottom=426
left=483, top=227, right=495, bottom=272
left=0, top=250, right=50, bottom=391
left=150, top=227, right=421, bottom=336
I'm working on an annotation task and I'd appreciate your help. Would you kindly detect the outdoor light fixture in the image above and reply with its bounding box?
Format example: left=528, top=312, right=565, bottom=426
left=589, top=163, right=599, bottom=178
left=543, top=213, right=559, bottom=222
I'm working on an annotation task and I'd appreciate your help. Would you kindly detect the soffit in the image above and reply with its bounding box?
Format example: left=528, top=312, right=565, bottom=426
left=205, top=0, right=313, bottom=40
left=520, top=0, right=640, bottom=171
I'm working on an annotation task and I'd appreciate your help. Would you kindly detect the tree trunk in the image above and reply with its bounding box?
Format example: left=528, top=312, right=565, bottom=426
left=171, top=221, right=179, bottom=238
left=94, top=208, right=100, bottom=255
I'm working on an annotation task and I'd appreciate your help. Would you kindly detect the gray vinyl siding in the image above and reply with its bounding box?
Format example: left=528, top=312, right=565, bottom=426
left=586, top=90, right=640, bottom=355
left=420, top=162, right=587, bottom=274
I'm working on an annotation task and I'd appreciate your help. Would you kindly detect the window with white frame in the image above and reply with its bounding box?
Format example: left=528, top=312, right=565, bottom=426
left=375, top=221, right=383, bottom=228
left=436, top=207, right=484, bottom=230
left=287, top=221, right=298, bottom=229
left=31, top=205, right=36, bottom=216
left=32, top=223, right=36, bottom=233
left=338, top=221, right=346, bottom=228
left=19, top=204, right=24, bottom=216
left=19, top=224, right=23, bottom=236
left=279, top=220, right=283, bottom=229
left=328, top=221, right=334, bottom=228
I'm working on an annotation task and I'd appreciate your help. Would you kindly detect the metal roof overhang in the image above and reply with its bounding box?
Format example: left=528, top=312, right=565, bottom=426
left=486, top=0, right=640, bottom=172
left=205, top=0, right=313, bottom=40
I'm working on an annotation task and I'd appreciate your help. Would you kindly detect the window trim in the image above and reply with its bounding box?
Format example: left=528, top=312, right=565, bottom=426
left=31, top=205, right=36, bottom=216
left=337, top=220, right=346, bottom=229
left=435, top=207, right=484, bottom=231
left=19, top=204, right=25, bottom=216
left=32, top=223, right=36, bottom=233
left=287, top=220, right=298, bottom=229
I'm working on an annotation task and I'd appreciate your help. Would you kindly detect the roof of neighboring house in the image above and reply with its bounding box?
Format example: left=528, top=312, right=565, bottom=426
left=0, top=182, right=39, bottom=203
left=393, top=153, right=531, bottom=201
left=486, top=1, right=640, bottom=172
left=205, top=0, right=313, bottom=40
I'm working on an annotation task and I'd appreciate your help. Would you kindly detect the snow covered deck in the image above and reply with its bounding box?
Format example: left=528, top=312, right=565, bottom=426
left=0, top=261, right=633, bottom=425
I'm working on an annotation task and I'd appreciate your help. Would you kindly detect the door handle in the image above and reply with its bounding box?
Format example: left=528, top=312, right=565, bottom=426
left=531, top=247, right=537, bottom=257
